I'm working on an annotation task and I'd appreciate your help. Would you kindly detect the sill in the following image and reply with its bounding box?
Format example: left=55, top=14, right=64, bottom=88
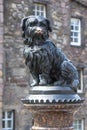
left=70, top=44, right=81, bottom=48
left=77, top=90, right=85, bottom=95
left=33, top=0, right=50, bottom=4
left=77, top=91, right=83, bottom=94
left=70, top=43, right=81, bottom=47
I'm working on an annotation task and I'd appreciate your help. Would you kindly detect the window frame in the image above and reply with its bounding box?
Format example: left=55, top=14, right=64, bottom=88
left=77, top=69, right=84, bottom=93
left=73, top=119, right=84, bottom=130
left=33, top=3, right=46, bottom=17
left=2, top=110, right=15, bottom=130
left=70, top=18, right=81, bottom=46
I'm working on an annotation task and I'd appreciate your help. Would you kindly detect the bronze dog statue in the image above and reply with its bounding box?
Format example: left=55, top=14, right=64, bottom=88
left=21, top=15, right=79, bottom=91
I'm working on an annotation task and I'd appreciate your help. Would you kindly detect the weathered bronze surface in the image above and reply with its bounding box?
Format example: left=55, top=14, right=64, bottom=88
left=21, top=16, right=84, bottom=130
left=21, top=15, right=79, bottom=91
left=22, top=86, right=84, bottom=104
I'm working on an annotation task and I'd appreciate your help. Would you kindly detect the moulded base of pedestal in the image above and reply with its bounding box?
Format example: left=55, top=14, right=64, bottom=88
left=22, top=86, right=84, bottom=130
left=32, top=126, right=73, bottom=130
left=32, top=110, right=73, bottom=128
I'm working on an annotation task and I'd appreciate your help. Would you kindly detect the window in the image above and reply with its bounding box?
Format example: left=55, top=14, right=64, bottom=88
left=70, top=18, right=81, bottom=46
left=2, top=111, right=14, bottom=130
left=73, top=119, right=84, bottom=130
left=33, top=3, right=46, bottom=17
left=77, top=69, right=83, bottom=93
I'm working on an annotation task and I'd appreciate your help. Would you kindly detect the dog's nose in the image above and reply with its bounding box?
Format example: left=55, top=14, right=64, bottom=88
left=35, top=27, right=43, bottom=33
left=37, top=27, right=42, bottom=31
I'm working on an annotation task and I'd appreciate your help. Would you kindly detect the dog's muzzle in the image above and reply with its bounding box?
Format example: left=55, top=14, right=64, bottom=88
left=35, top=27, right=43, bottom=34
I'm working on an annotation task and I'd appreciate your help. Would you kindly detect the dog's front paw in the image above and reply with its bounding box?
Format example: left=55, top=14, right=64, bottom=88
left=31, top=81, right=39, bottom=87
left=39, top=79, right=47, bottom=86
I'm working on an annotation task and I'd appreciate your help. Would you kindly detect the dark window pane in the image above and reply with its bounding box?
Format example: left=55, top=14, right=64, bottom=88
left=71, top=38, right=73, bottom=42
left=7, top=120, right=12, bottom=128
left=37, top=11, right=40, bottom=15
left=71, top=26, right=74, bottom=30
left=75, top=26, right=79, bottom=30
left=7, top=111, right=12, bottom=118
left=71, top=32, right=73, bottom=36
left=2, top=121, right=5, bottom=128
left=41, top=6, right=44, bottom=11
left=41, top=12, right=44, bottom=16
left=33, top=5, right=35, bottom=10
left=37, top=5, right=40, bottom=10
left=78, top=70, right=81, bottom=90
left=74, top=32, right=78, bottom=36
left=2, top=112, right=5, bottom=118
left=74, top=38, right=78, bottom=42
left=33, top=11, right=35, bottom=15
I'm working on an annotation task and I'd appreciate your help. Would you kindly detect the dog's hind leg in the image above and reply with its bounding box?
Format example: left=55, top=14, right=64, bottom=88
left=61, top=60, right=79, bottom=91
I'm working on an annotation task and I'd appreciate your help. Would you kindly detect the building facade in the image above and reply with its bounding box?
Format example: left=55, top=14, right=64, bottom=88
left=0, top=0, right=87, bottom=129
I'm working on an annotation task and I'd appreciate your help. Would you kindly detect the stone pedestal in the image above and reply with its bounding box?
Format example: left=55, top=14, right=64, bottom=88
left=22, top=86, right=84, bottom=130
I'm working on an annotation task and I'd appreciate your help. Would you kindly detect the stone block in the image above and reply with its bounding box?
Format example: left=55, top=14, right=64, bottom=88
left=0, top=13, right=3, bottom=23
left=0, top=54, right=3, bottom=63
left=0, top=0, right=3, bottom=4
left=0, top=4, right=3, bottom=12
left=0, top=27, right=3, bottom=35
left=0, top=70, right=2, bottom=77
left=0, top=84, right=3, bottom=96
left=12, top=68, right=26, bottom=77
left=0, top=36, right=3, bottom=43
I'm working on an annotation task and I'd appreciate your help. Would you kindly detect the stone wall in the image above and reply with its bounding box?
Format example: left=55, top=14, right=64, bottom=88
left=3, top=0, right=87, bottom=130
left=0, top=0, right=4, bottom=129
left=3, top=0, right=33, bottom=130
left=70, top=1, right=87, bottom=127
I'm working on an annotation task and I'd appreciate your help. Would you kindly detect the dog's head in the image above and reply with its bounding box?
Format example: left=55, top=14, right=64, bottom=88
left=21, top=15, right=52, bottom=45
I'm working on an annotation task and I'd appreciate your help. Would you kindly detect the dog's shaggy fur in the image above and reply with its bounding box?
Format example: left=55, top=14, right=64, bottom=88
left=21, top=15, right=79, bottom=90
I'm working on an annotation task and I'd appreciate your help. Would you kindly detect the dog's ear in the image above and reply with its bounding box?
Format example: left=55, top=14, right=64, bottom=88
left=21, top=17, right=28, bottom=31
left=46, top=19, right=52, bottom=32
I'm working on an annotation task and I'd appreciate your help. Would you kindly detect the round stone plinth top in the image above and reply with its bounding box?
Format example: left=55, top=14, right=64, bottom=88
left=21, top=86, right=84, bottom=105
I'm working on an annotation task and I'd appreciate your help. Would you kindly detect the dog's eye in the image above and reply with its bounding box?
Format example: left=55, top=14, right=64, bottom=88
left=29, top=21, right=37, bottom=27
left=39, top=22, right=46, bottom=27
left=29, top=22, right=34, bottom=27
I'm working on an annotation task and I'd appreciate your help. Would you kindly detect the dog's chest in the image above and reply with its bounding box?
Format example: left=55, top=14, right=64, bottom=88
left=30, top=45, right=41, bottom=53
